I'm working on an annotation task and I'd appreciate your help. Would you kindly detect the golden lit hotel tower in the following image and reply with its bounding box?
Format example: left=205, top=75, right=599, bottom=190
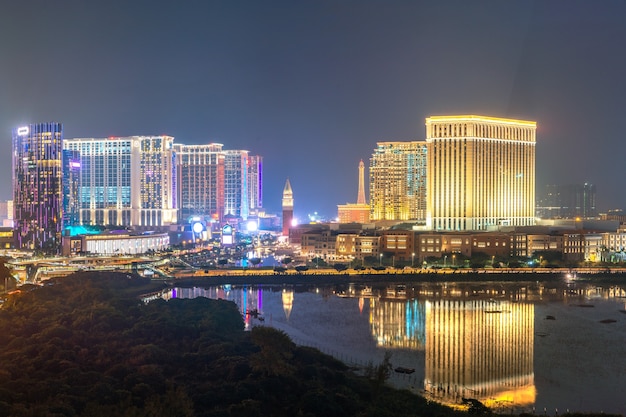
left=370, top=142, right=427, bottom=221
left=425, top=115, right=536, bottom=231
left=337, top=160, right=370, bottom=223
left=282, top=178, right=293, bottom=236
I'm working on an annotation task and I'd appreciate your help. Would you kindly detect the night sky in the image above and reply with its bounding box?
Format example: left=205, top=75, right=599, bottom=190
left=1, top=1, right=625, bottom=220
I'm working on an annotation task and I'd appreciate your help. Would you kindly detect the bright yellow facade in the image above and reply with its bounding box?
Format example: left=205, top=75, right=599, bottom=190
left=369, top=141, right=427, bottom=221
left=425, top=115, right=536, bottom=231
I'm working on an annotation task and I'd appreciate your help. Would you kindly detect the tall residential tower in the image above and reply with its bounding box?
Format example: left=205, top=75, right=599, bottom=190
left=425, top=115, right=536, bottom=231
left=369, top=141, right=427, bottom=221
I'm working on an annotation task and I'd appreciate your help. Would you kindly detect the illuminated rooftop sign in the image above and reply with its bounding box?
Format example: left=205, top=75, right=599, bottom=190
left=17, top=126, right=29, bottom=136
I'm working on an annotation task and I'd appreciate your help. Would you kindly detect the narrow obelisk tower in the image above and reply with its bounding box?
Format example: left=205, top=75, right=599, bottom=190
left=282, top=178, right=294, bottom=237
left=357, top=159, right=366, bottom=204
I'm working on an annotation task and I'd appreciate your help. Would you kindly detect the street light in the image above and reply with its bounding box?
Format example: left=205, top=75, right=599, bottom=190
left=452, top=254, right=456, bottom=266
left=444, top=255, right=447, bottom=267
left=379, top=253, right=383, bottom=266
left=491, top=255, right=495, bottom=266
left=412, top=252, right=415, bottom=268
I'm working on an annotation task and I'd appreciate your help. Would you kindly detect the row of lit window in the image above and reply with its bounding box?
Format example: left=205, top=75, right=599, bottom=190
left=430, top=123, right=534, bottom=142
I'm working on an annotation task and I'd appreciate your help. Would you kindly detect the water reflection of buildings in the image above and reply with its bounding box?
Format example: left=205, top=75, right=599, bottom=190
left=159, top=286, right=265, bottom=329
left=369, top=298, right=426, bottom=350
left=424, top=299, right=535, bottom=409
left=143, top=282, right=626, bottom=413
left=282, top=288, right=294, bottom=320
left=364, top=285, right=536, bottom=410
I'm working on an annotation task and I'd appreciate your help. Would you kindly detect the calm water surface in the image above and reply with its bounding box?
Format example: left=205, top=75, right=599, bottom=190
left=147, top=281, right=626, bottom=415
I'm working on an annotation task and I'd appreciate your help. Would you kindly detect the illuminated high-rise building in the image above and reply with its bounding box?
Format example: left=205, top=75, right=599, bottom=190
left=12, top=123, right=63, bottom=252
left=425, top=115, right=536, bottom=231
left=174, top=145, right=262, bottom=223
left=223, top=150, right=249, bottom=219
left=282, top=178, right=293, bottom=236
left=174, top=143, right=225, bottom=222
left=248, top=155, right=263, bottom=212
left=369, top=141, right=427, bottom=221
left=63, top=136, right=177, bottom=227
left=62, top=149, right=81, bottom=228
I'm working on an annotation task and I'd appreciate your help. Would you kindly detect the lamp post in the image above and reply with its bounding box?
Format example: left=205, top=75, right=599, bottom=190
left=444, top=255, right=447, bottom=267
left=452, top=254, right=456, bottom=267
left=379, top=253, right=383, bottom=266
left=491, top=255, right=495, bottom=267
left=392, top=255, right=395, bottom=268
left=412, top=252, right=415, bottom=268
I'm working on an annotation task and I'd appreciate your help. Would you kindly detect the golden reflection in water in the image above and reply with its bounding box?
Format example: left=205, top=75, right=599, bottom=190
left=282, top=288, right=294, bottom=320
left=424, top=299, right=535, bottom=408
left=358, top=297, right=364, bottom=314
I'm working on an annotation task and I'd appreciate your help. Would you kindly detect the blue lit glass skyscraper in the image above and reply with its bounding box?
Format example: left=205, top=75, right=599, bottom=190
left=62, top=149, right=81, bottom=229
left=12, top=122, right=64, bottom=253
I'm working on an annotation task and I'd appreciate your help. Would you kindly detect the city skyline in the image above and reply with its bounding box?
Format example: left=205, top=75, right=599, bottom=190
left=2, top=1, right=625, bottom=218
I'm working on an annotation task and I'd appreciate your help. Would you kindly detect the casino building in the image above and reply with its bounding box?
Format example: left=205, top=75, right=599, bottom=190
left=425, top=115, right=536, bottom=231
left=12, top=123, right=64, bottom=252
left=63, top=136, right=177, bottom=228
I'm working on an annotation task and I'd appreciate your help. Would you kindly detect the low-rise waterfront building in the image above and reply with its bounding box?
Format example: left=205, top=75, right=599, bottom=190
left=62, top=231, right=169, bottom=256
left=469, top=232, right=510, bottom=258
left=354, top=235, right=382, bottom=261
left=0, top=227, right=14, bottom=250
left=380, top=230, right=417, bottom=264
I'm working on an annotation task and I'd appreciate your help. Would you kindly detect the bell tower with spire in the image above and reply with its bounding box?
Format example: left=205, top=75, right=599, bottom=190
left=282, top=178, right=294, bottom=236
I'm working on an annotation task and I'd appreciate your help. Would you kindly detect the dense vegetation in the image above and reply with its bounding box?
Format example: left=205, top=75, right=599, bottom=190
left=0, top=272, right=464, bottom=417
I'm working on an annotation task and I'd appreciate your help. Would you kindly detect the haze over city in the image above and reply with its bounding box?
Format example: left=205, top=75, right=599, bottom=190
left=2, top=1, right=625, bottom=219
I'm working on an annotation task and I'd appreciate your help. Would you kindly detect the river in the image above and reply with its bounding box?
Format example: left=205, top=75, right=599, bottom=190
left=145, top=279, right=626, bottom=415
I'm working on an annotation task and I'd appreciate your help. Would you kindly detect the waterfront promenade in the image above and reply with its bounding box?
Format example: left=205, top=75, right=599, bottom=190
left=170, top=266, right=626, bottom=286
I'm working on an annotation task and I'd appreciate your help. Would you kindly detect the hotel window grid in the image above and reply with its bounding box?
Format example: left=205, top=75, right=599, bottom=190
left=63, top=136, right=177, bottom=227
left=174, top=143, right=225, bottom=222
left=369, top=141, right=427, bottom=221
left=425, top=115, right=536, bottom=231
